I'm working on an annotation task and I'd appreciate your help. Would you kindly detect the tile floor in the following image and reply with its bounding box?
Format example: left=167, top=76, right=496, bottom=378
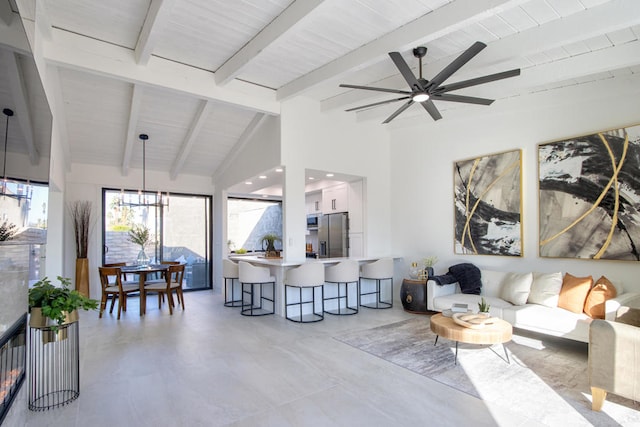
left=17, top=290, right=620, bottom=426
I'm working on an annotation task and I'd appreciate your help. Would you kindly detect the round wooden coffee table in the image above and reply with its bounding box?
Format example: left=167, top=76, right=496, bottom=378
left=430, top=313, right=512, bottom=364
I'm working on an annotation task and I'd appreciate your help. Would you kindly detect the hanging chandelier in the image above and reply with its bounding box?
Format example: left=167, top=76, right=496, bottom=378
left=1, top=108, right=32, bottom=204
left=118, top=133, right=169, bottom=208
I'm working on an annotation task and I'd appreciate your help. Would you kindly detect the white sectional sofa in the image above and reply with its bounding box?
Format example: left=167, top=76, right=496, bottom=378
left=427, top=269, right=639, bottom=343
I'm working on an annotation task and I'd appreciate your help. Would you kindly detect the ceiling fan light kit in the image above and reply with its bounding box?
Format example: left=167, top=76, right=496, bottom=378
left=340, top=41, right=520, bottom=124
left=412, top=92, right=429, bottom=103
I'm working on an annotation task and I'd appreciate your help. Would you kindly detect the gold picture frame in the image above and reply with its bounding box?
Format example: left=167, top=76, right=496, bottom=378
left=453, top=149, right=523, bottom=256
left=538, top=124, right=640, bottom=261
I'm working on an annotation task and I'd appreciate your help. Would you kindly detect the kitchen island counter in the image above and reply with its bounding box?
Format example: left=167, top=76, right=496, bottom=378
left=228, top=255, right=389, bottom=266
left=227, top=255, right=401, bottom=316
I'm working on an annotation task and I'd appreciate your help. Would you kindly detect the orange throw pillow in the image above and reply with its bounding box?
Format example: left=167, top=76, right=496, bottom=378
left=558, top=273, right=593, bottom=314
left=584, top=276, right=617, bottom=319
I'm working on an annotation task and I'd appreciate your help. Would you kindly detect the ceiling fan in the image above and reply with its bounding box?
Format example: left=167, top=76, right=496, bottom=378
left=340, top=41, right=520, bottom=124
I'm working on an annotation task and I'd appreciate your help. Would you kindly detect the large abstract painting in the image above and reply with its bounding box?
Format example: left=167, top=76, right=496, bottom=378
left=454, top=149, right=522, bottom=256
left=538, top=124, right=640, bottom=261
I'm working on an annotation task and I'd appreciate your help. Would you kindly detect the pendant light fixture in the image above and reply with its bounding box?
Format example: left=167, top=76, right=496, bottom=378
left=1, top=108, right=32, bottom=203
left=119, top=133, right=169, bottom=208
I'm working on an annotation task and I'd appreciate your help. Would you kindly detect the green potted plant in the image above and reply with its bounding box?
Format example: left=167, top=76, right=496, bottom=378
left=261, top=233, right=281, bottom=258
left=128, top=224, right=151, bottom=265
left=29, top=276, right=98, bottom=340
left=478, top=297, right=491, bottom=315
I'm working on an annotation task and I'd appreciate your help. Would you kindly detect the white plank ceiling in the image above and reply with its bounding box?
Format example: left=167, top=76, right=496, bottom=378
left=1, top=0, right=639, bottom=193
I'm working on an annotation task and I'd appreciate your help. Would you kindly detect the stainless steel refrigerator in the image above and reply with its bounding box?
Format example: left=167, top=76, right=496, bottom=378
left=318, top=212, right=349, bottom=258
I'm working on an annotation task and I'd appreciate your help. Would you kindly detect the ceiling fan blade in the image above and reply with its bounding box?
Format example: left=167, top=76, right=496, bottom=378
left=420, top=99, right=442, bottom=121
left=388, top=52, right=424, bottom=92
left=382, top=100, right=414, bottom=124
left=427, top=41, right=486, bottom=90
left=345, top=96, right=411, bottom=112
left=437, top=69, right=520, bottom=93
left=433, top=94, right=494, bottom=105
left=339, top=84, right=411, bottom=95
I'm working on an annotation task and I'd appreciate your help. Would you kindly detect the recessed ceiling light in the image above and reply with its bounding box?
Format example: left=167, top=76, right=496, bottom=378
left=326, top=173, right=334, bottom=177
left=309, top=177, right=315, bottom=180
left=259, top=175, right=267, bottom=179
left=245, top=181, right=252, bottom=185
left=275, top=168, right=283, bottom=172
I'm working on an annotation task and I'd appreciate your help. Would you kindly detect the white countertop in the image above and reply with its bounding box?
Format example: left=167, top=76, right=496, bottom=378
left=228, top=255, right=396, bottom=267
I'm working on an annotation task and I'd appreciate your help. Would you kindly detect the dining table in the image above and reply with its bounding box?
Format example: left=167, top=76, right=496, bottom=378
left=120, top=264, right=169, bottom=315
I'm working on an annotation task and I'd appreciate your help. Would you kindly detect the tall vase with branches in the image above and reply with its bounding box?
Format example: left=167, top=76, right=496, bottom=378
left=128, top=224, right=151, bottom=266
left=69, top=201, right=92, bottom=297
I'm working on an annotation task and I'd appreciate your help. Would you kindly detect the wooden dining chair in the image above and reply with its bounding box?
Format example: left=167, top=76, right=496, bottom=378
left=144, top=260, right=181, bottom=285
left=98, top=266, right=140, bottom=319
left=144, top=264, right=185, bottom=314
left=104, top=262, right=137, bottom=284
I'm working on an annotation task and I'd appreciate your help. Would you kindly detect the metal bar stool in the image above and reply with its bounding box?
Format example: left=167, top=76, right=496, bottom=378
left=223, top=259, right=242, bottom=307
left=284, top=263, right=325, bottom=323
left=324, top=260, right=359, bottom=315
left=238, top=261, right=275, bottom=316
left=359, top=257, right=394, bottom=309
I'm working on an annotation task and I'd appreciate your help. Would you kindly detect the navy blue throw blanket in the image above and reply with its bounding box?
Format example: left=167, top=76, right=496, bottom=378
left=430, top=274, right=457, bottom=286
left=448, top=263, right=482, bottom=295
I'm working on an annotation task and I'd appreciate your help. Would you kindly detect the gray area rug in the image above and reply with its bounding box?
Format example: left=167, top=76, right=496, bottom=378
left=335, top=317, right=640, bottom=426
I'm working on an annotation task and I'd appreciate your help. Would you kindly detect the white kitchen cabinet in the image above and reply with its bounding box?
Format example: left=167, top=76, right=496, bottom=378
left=305, top=191, right=322, bottom=214
left=349, top=232, right=363, bottom=257
left=348, top=180, right=363, bottom=233
left=322, top=183, right=348, bottom=213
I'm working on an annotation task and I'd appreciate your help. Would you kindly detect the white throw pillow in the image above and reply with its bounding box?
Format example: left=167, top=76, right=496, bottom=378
left=500, top=272, right=533, bottom=306
left=528, top=272, right=563, bottom=308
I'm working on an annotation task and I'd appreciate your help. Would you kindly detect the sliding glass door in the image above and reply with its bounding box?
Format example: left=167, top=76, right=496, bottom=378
left=102, top=189, right=212, bottom=290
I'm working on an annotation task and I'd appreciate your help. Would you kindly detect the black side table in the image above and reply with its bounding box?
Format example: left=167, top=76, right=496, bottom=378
left=400, top=278, right=435, bottom=314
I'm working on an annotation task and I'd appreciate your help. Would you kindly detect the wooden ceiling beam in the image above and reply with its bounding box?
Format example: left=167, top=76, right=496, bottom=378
left=135, top=0, right=176, bottom=65
left=122, top=84, right=144, bottom=176
left=322, top=0, right=640, bottom=112
left=276, top=0, right=525, bottom=101
left=212, top=112, right=267, bottom=182
left=215, top=0, right=324, bottom=86
left=170, top=100, right=213, bottom=180
left=43, top=28, right=280, bottom=115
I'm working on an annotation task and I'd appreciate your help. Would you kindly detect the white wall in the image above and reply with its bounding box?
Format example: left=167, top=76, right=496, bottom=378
left=280, top=96, right=392, bottom=260
left=390, top=73, right=640, bottom=294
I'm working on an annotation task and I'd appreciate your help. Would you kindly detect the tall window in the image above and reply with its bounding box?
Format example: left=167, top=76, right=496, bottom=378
left=102, top=189, right=212, bottom=290
left=227, top=197, right=282, bottom=253
left=0, top=180, right=48, bottom=282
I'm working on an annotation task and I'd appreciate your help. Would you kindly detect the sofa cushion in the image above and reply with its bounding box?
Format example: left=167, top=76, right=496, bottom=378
left=503, top=304, right=591, bottom=341
left=448, top=263, right=482, bottom=295
left=479, top=270, right=508, bottom=298
left=558, top=273, right=593, bottom=314
left=528, top=272, right=563, bottom=308
left=584, top=276, right=617, bottom=319
left=500, top=272, right=533, bottom=305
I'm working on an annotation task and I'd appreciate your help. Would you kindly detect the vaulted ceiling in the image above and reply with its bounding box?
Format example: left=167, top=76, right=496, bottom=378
left=1, top=0, right=639, bottom=189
